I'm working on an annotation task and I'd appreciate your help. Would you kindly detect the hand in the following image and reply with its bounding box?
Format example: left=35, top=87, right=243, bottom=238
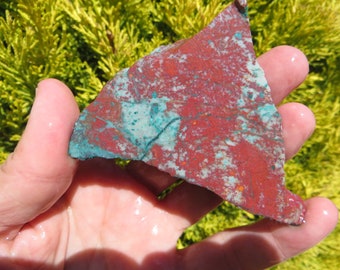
left=0, top=46, right=337, bottom=269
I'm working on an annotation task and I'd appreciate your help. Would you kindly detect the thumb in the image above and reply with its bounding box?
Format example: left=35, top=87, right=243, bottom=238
left=0, top=79, right=79, bottom=237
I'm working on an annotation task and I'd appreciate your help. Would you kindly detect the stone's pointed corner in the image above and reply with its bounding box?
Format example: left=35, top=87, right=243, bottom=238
left=234, top=0, right=248, bottom=14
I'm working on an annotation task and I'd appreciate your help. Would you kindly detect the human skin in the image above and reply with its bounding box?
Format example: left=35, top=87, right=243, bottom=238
left=0, top=45, right=338, bottom=269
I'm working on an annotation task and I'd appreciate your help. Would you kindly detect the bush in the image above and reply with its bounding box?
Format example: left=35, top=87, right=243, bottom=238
left=0, top=0, right=339, bottom=269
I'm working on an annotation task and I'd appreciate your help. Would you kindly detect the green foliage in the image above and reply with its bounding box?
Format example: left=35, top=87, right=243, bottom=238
left=153, top=0, right=229, bottom=39
left=0, top=0, right=101, bottom=154
left=61, top=0, right=166, bottom=80
left=0, top=0, right=339, bottom=269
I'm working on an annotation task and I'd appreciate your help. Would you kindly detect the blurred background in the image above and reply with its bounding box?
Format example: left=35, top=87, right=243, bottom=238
left=0, top=1, right=339, bottom=268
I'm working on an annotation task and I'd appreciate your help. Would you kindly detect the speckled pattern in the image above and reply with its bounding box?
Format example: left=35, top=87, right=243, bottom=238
left=69, top=1, right=306, bottom=225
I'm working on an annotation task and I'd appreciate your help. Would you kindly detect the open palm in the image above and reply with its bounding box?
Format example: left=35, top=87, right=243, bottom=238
left=0, top=46, right=337, bottom=269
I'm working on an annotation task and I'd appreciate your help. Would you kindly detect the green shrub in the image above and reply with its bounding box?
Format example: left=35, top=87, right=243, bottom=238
left=0, top=1, right=339, bottom=269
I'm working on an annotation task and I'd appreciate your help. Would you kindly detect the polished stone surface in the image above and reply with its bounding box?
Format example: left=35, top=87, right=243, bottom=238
left=69, top=1, right=306, bottom=225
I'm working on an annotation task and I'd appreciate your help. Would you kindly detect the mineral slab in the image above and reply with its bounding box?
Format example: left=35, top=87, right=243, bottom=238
left=69, top=0, right=306, bottom=225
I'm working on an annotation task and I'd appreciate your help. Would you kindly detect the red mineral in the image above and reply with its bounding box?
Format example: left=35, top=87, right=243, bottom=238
left=69, top=0, right=306, bottom=225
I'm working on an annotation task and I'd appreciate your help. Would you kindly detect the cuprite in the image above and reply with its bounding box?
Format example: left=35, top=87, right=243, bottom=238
left=69, top=0, right=306, bottom=225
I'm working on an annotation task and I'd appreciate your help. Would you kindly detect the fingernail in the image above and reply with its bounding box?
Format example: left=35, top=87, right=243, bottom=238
left=35, top=80, right=46, bottom=96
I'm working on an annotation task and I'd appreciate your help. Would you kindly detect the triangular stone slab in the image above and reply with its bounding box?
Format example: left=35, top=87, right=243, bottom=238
left=69, top=1, right=306, bottom=225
